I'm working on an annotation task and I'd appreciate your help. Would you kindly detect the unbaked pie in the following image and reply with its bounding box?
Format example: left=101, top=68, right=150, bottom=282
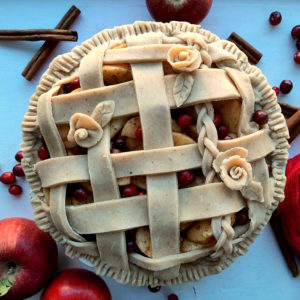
left=21, top=21, right=289, bottom=286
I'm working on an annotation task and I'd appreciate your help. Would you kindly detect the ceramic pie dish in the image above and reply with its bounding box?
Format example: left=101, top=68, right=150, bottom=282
left=21, top=21, right=289, bottom=286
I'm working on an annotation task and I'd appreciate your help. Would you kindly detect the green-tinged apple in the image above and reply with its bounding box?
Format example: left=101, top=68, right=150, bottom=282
left=146, top=0, right=213, bottom=24
left=0, top=218, right=58, bottom=299
left=41, top=269, right=112, bottom=300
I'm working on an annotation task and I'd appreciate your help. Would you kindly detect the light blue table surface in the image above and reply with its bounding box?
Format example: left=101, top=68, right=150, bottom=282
left=1, top=1, right=300, bottom=299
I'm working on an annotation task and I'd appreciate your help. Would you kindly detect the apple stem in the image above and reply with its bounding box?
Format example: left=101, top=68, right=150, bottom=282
left=0, top=279, right=13, bottom=297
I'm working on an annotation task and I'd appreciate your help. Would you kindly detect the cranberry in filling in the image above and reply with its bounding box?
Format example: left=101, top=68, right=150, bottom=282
left=63, top=77, right=80, bottom=94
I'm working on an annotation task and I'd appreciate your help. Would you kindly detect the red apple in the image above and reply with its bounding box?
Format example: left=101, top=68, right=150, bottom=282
left=146, top=0, right=213, bottom=24
left=0, top=218, right=58, bottom=299
left=41, top=268, right=112, bottom=300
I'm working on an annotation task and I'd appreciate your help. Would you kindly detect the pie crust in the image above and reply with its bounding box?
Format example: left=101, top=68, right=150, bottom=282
left=21, top=21, right=289, bottom=286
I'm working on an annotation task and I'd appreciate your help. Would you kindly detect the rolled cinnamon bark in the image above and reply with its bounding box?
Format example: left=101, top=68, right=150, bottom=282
left=22, top=5, right=81, bottom=81
left=278, top=101, right=299, bottom=118
left=227, top=32, right=262, bottom=64
left=287, top=109, right=300, bottom=132
left=0, top=29, right=77, bottom=41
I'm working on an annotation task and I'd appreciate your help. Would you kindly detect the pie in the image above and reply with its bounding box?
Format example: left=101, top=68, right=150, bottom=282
left=21, top=21, right=289, bottom=286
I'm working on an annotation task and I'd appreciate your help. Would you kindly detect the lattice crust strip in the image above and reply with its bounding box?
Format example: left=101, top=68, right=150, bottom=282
left=21, top=21, right=289, bottom=286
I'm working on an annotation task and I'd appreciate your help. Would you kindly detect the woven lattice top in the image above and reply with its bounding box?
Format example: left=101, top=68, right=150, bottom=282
left=21, top=21, right=289, bottom=286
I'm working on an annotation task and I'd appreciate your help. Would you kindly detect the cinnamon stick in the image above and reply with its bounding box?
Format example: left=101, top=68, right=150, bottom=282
left=282, top=103, right=300, bottom=143
left=227, top=32, right=262, bottom=64
left=270, top=209, right=299, bottom=277
left=278, top=101, right=299, bottom=118
left=22, top=5, right=81, bottom=81
left=289, top=124, right=300, bottom=144
left=287, top=109, right=300, bottom=132
left=0, top=29, right=77, bottom=41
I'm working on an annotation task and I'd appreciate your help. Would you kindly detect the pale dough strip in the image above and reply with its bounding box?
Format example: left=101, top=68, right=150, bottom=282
left=51, top=69, right=240, bottom=124
left=37, top=89, right=85, bottom=242
left=78, top=47, right=129, bottom=269
left=104, top=44, right=172, bottom=63
left=132, top=61, right=180, bottom=270
left=127, top=33, right=180, bottom=279
left=87, top=127, right=129, bottom=269
left=79, top=47, right=105, bottom=89
left=101, top=41, right=235, bottom=65
left=128, top=248, right=214, bottom=272
left=225, top=68, right=256, bottom=136
left=66, top=183, right=245, bottom=234
left=35, top=129, right=275, bottom=189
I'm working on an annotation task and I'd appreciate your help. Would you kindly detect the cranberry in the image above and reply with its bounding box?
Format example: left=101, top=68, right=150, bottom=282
left=213, top=110, right=223, bottom=128
left=223, top=135, right=233, bottom=140
left=66, top=184, right=77, bottom=197
left=148, top=285, right=161, bottom=293
left=272, top=86, right=280, bottom=96
left=135, top=127, right=143, bottom=140
left=253, top=110, right=268, bottom=125
left=218, top=125, right=229, bottom=139
left=269, top=11, right=282, bottom=26
left=280, top=80, right=293, bottom=94
left=168, top=294, right=179, bottom=300
left=73, top=188, right=89, bottom=202
left=127, top=240, right=138, bottom=253
left=122, top=185, right=138, bottom=197
left=294, top=52, right=300, bottom=64
left=177, top=114, right=193, bottom=129
left=235, top=208, right=249, bottom=226
left=1, top=172, right=16, bottom=184
left=72, top=146, right=87, bottom=155
left=178, top=170, right=195, bottom=186
left=113, top=137, right=127, bottom=152
left=15, top=150, right=23, bottom=162
left=13, top=164, right=25, bottom=177
left=125, top=229, right=136, bottom=241
left=111, top=148, right=122, bottom=154
left=9, top=184, right=22, bottom=195
left=296, top=39, right=300, bottom=51
left=38, top=145, right=50, bottom=160
left=291, top=25, right=300, bottom=39
left=268, top=164, right=273, bottom=175
left=63, top=77, right=80, bottom=94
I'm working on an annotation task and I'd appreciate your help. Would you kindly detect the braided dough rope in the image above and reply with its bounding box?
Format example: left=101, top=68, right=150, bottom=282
left=195, top=103, right=234, bottom=258
left=21, top=21, right=289, bottom=286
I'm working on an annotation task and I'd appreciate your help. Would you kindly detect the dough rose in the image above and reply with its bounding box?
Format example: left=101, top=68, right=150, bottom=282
left=219, top=155, right=252, bottom=190
left=167, top=45, right=202, bottom=72
left=68, top=113, right=103, bottom=148
left=213, top=147, right=252, bottom=190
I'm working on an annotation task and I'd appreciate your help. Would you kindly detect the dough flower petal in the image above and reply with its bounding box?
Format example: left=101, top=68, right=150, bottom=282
left=67, top=113, right=103, bottom=148
left=167, top=46, right=201, bottom=72
left=67, top=100, right=115, bottom=148
left=219, top=155, right=252, bottom=190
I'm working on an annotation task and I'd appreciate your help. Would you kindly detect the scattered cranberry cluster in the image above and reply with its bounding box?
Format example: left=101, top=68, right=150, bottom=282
left=292, top=25, right=300, bottom=63
left=269, top=12, right=299, bottom=95
left=147, top=285, right=179, bottom=300
left=0, top=151, right=24, bottom=195
left=273, top=80, right=293, bottom=96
